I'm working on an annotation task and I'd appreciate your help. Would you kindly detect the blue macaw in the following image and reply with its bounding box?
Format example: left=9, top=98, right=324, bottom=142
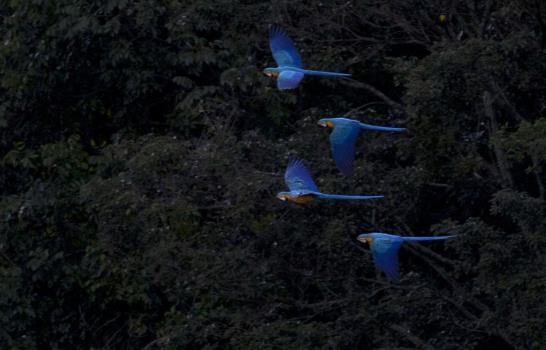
left=264, top=25, right=351, bottom=90
left=276, top=158, right=384, bottom=203
left=318, top=117, right=406, bottom=177
left=357, top=232, right=455, bottom=282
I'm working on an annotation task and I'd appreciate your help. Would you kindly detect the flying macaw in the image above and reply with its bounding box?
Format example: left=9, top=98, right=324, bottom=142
left=276, top=158, right=384, bottom=203
left=263, top=25, right=351, bottom=90
left=357, top=232, right=455, bottom=282
left=318, top=117, right=406, bottom=177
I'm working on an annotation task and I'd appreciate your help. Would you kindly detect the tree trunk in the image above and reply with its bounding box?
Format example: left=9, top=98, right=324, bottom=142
left=483, top=90, right=513, bottom=187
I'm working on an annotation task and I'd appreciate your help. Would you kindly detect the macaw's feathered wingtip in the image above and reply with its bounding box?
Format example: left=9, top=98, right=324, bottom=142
left=286, top=156, right=311, bottom=176
left=339, top=169, right=352, bottom=177
left=382, top=264, right=400, bottom=282
left=284, top=156, right=319, bottom=192
left=268, top=24, right=287, bottom=38
left=286, top=156, right=303, bottom=168
left=334, top=158, right=354, bottom=177
left=387, top=276, right=400, bottom=283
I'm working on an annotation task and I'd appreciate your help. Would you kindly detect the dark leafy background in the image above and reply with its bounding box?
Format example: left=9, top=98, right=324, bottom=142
left=1, top=1, right=545, bottom=349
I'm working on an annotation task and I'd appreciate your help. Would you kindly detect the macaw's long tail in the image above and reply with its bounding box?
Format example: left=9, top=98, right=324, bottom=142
left=402, top=235, right=456, bottom=241
left=318, top=193, right=384, bottom=200
left=302, top=69, right=351, bottom=77
left=359, top=122, right=406, bottom=132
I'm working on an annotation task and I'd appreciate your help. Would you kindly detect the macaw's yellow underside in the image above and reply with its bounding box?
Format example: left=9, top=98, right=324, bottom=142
left=286, top=194, right=316, bottom=204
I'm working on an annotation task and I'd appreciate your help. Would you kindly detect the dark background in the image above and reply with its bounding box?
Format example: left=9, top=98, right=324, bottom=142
left=1, top=1, right=545, bottom=349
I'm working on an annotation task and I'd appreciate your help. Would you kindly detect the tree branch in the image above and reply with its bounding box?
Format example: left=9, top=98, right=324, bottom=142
left=340, top=79, right=405, bottom=112
left=389, top=324, right=436, bottom=350
left=483, top=90, right=514, bottom=187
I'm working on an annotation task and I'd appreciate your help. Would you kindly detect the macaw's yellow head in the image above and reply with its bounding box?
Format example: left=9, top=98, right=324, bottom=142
left=317, top=118, right=334, bottom=128
left=263, top=68, right=279, bottom=78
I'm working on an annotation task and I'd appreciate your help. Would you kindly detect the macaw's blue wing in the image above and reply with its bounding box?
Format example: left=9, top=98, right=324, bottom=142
left=370, top=238, right=403, bottom=282
left=277, top=71, right=304, bottom=90
left=284, top=158, right=318, bottom=192
left=330, top=124, right=360, bottom=177
left=269, top=25, right=302, bottom=68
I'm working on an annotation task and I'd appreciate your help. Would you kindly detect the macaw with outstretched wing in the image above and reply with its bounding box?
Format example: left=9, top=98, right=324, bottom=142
left=264, top=25, right=351, bottom=90
left=318, top=117, right=406, bottom=177
left=357, top=232, right=455, bottom=282
left=276, top=158, right=383, bottom=203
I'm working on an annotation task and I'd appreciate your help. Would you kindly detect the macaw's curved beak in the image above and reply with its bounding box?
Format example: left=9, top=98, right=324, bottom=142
left=318, top=121, right=334, bottom=128
left=357, top=236, right=370, bottom=244
left=263, top=71, right=279, bottom=78
left=318, top=120, right=334, bottom=128
left=276, top=193, right=287, bottom=201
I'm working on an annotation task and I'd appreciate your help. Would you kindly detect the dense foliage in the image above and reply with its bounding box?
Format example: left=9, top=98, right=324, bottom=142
left=1, top=0, right=545, bottom=349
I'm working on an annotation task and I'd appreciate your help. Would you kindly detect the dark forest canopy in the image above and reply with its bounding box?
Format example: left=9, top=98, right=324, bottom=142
left=1, top=0, right=545, bottom=349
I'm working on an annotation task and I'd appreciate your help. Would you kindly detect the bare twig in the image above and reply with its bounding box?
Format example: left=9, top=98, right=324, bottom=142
left=142, top=335, right=171, bottom=350
left=407, top=243, right=458, bottom=267
left=340, top=79, right=405, bottom=112
left=389, top=324, right=436, bottom=350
